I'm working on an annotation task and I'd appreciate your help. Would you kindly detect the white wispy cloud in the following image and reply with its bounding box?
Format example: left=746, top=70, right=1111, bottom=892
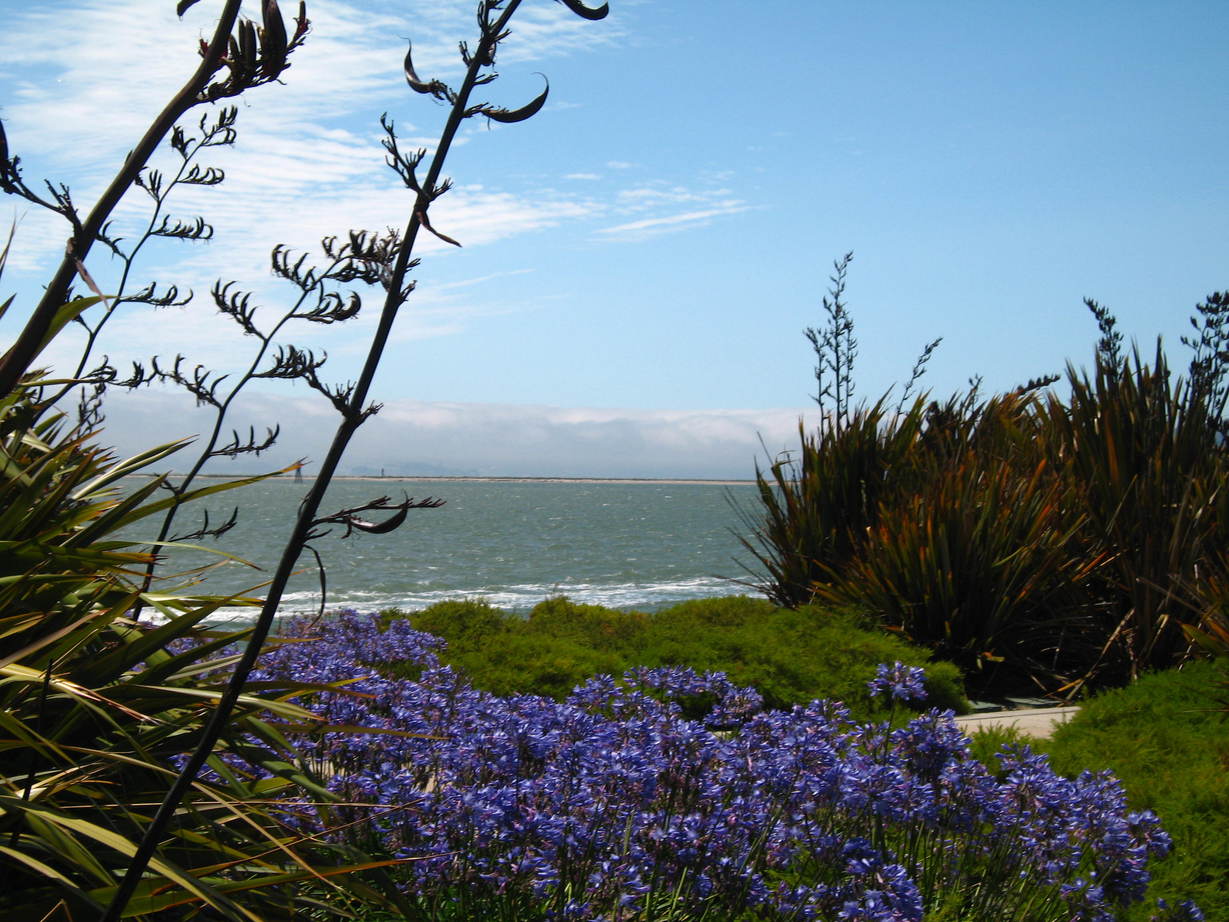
left=0, top=0, right=622, bottom=274
left=598, top=203, right=753, bottom=239
left=1, top=0, right=751, bottom=385
left=0, top=0, right=623, bottom=375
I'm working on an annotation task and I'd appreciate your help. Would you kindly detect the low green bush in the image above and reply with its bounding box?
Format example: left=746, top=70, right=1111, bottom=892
left=524, top=595, right=650, bottom=652
left=383, top=595, right=968, bottom=720
left=642, top=600, right=967, bottom=715
left=401, top=598, right=511, bottom=654
left=1041, top=659, right=1229, bottom=921
left=459, top=632, right=628, bottom=700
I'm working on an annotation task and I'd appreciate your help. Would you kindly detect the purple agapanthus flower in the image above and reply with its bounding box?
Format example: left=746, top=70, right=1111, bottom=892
left=226, top=612, right=1192, bottom=922
left=867, top=661, right=928, bottom=704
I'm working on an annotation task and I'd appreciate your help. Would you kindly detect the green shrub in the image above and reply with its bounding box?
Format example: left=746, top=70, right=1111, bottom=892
left=404, top=598, right=511, bottom=654
left=644, top=594, right=780, bottom=626
left=460, top=632, right=628, bottom=700
left=964, top=725, right=1032, bottom=777
left=642, top=600, right=967, bottom=716
left=385, top=595, right=968, bottom=720
left=524, top=595, right=650, bottom=653
left=1044, top=659, right=1229, bottom=921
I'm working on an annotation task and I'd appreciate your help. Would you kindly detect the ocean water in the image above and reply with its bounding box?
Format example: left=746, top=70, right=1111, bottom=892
left=137, top=477, right=765, bottom=618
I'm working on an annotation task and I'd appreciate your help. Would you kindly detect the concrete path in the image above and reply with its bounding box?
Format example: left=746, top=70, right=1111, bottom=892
left=953, top=705, right=1080, bottom=739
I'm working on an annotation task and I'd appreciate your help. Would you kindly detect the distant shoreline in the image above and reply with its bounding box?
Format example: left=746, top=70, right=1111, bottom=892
left=177, top=474, right=758, bottom=487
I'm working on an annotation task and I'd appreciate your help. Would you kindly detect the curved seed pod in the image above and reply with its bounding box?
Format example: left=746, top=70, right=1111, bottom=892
left=336, top=291, right=361, bottom=321
left=403, top=42, right=436, bottom=95
left=260, top=0, right=288, bottom=77
left=292, top=0, right=309, bottom=42
left=556, top=0, right=609, bottom=20
left=483, top=76, right=549, bottom=123
left=176, top=0, right=201, bottom=15
left=238, top=19, right=258, bottom=79
left=347, top=505, right=408, bottom=535
left=226, top=34, right=242, bottom=73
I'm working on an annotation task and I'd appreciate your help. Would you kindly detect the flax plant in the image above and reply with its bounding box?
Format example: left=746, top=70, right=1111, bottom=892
left=107, top=1, right=614, bottom=918
left=1179, top=479, right=1229, bottom=659
left=1040, top=343, right=1226, bottom=682
left=810, top=392, right=1104, bottom=695
left=0, top=5, right=402, bottom=914
left=1, top=245, right=402, bottom=917
left=738, top=397, right=928, bottom=608
left=738, top=256, right=941, bottom=609
left=747, top=263, right=1227, bottom=697
left=41, top=106, right=237, bottom=429
left=0, top=0, right=308, bottom=397
left=0, top=391, right=400, bottom=919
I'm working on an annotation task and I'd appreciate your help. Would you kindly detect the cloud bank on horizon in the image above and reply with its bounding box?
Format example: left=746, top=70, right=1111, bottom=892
left=95, top=389, right=814, bottom=481
left=1, top=0, right=1226, bottom=476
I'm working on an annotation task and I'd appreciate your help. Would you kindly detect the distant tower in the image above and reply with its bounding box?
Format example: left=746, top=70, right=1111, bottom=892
left=294, top=466, right=304, bottom=483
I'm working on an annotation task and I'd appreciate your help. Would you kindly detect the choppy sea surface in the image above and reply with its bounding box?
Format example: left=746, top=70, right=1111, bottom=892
left=134, top=477, right=764, bottom=619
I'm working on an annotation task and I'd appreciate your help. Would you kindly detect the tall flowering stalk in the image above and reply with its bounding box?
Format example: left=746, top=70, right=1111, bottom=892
left=248, top=612, right=1192, bottom=922
left=106, top=1, right=612, bottom=917
left=0, top=0, right=310, bottom=397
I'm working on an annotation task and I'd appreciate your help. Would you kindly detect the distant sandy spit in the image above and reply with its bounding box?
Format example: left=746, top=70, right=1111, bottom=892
left=187, top=474, right=757, bottom=486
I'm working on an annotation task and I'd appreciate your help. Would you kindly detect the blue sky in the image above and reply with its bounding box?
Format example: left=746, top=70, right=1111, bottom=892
left=1, top=0, right=1226, bottom=477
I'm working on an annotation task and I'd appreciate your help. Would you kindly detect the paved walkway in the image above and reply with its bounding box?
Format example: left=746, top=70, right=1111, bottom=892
left=953, top=705, right=1080, bottom=739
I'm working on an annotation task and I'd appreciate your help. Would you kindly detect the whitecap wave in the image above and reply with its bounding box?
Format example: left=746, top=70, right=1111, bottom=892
left=204, top=575, right=747, bottom=623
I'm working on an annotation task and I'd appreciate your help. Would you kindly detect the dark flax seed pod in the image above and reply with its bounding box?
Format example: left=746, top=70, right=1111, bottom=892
left=403, top=43, right=434, bottom=95
left=260, top=0, right=288, bottom=77
left=483, top=78, right=549, bottom=123
left=557, top=0, right=609, bottom=20
left=238, top=18, right=257, bottom=80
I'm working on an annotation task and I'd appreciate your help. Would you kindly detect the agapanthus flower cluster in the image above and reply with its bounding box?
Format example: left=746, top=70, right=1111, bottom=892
left=867, top=661, right=928, bottom=705
left=245, top=611, right=1187, bottom=922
